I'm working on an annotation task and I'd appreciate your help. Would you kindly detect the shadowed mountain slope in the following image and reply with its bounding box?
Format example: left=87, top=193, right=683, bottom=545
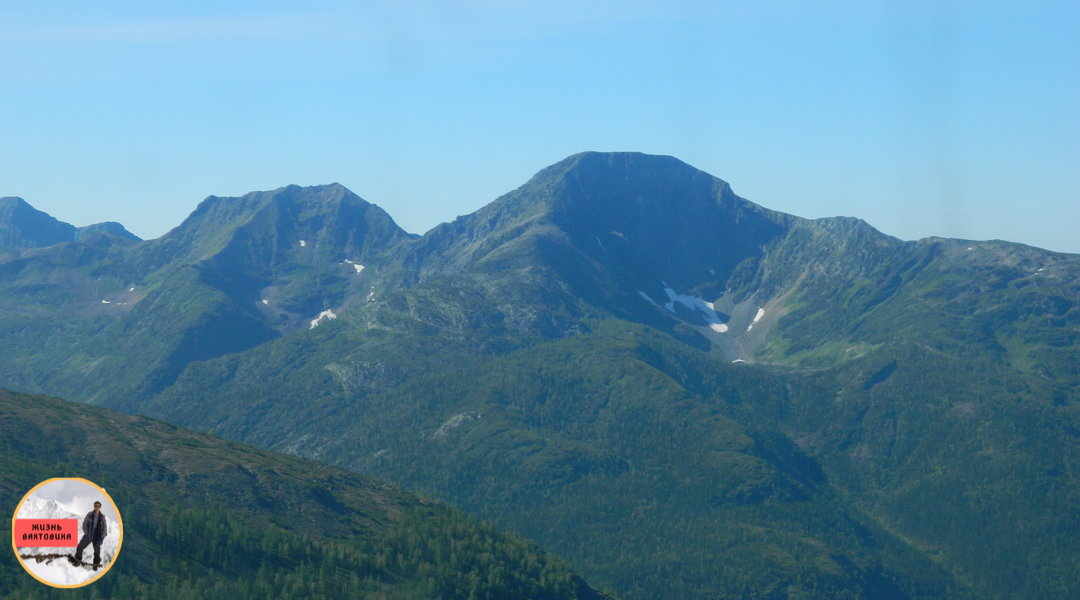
left=0, top=197, right=139, bottom=248
left=0, top=197, right=79, bottom=249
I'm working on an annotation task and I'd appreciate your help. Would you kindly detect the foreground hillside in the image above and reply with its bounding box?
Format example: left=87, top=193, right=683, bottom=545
left=1, top=152, right=1078, bottom=599
left=0, top=388, right=611, bottom=600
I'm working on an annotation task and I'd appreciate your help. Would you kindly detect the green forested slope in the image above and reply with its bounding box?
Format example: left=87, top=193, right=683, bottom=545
left=146, top=319, right=987, bottom=600
left=353, top=325, right=1080, bottom=599
left=0, top=388, right=610, bottom=600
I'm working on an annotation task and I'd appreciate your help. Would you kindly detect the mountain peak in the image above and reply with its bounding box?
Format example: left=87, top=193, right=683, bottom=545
left=507, top=152, right=734, bottom=212
left=77, top=221, right=142, bottom=241
left=479, top=152, right=788, bottom=278
left=397, top=152, right=794, bottom=327
left=157, top=183, right=408, bottom=263
left=0, top=196, right=78, bottom=248
left=0, top=196, right=29, bottom=209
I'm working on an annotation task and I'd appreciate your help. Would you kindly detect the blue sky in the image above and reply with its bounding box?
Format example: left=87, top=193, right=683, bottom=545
left=2, top=1, right=1077, bottom=253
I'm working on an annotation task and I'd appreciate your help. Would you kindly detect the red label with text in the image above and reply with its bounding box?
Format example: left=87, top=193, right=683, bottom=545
left=13, top=519, right=79, bottom=547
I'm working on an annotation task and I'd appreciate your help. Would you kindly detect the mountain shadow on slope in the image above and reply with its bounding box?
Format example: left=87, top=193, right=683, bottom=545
left=0, top=197, right=79, bottom=248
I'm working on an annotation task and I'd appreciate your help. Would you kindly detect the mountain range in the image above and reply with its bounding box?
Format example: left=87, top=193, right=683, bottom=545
left=2, top=152, right=1077, bottom=599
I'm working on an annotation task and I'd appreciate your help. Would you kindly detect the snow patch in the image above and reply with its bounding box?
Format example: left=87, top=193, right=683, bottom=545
left=596, top=237, right=609, bottom=254
left=309, top=309, right=337, bottom=329
left=299, top=240, right=307, bottom=247
left=709, top=269, right=716, bottom=275
left=101, top=300, right=110, bottom=304
left=663, top=287, right=727, bottom=332
left=638, top=291, right=659, bottom=307
left=342, top=259, right=365, bottom=274
left=967, top=247, right=973, bottom=250
left=353, top=264, right=364, bottom=274
left=262, top=299, right=269, bottom=305
left=128, top=287, right=134, bottom=292
left=732, top=359, right=746, bottom=364
left=747, top=307, right=765, bottom=332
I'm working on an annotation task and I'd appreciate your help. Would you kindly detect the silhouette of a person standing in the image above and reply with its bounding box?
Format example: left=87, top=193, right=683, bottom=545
left=74, top=501, right=107, bottom=568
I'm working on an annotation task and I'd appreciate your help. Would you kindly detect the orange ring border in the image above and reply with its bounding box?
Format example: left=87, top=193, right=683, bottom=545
left=10, top=477, right=123, bottom=589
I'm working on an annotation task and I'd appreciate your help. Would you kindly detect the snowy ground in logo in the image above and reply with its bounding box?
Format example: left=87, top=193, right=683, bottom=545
left=16, top=497, right=120, bottom=585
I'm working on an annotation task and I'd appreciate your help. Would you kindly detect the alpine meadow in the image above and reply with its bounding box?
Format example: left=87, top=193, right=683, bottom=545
left=2, top=152, right=1078, bottom=599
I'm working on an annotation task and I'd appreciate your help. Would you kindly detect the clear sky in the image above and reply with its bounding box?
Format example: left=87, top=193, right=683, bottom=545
left=2, top=1, right=1077, bottom=253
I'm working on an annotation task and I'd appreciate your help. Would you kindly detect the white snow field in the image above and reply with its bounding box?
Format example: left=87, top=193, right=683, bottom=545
left=310, top=309, right=337, bottom=329
left=662, top=287, right=728, bottom=332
